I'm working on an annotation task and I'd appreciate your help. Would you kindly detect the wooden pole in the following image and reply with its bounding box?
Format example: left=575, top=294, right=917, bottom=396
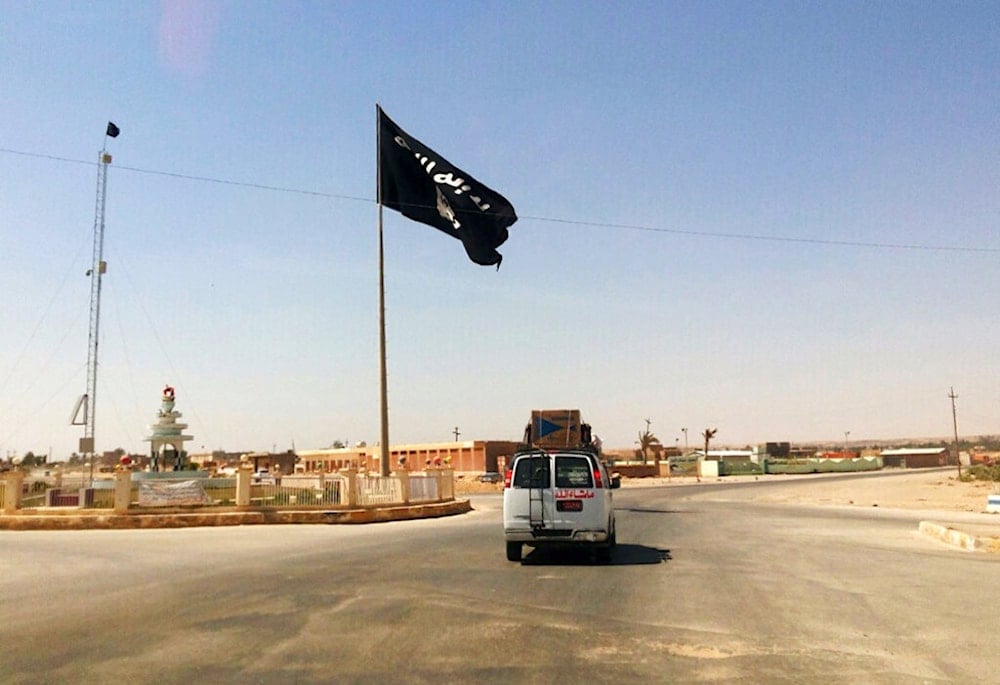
left=376, top=104, right=391, bottom=477
left=949, top=387, right=960, bottom=479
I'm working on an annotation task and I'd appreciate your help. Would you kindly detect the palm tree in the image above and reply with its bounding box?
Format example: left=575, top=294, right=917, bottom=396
left=702, top=428, right=718, bottom=459
left=636, top=430, right=662, bottom=463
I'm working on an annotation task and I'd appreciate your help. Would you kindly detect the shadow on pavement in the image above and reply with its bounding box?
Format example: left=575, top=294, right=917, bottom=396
left=522, top=543, right=671, bottom=566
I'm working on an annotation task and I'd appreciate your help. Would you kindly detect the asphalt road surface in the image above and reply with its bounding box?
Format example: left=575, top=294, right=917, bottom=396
left=2, top=479, right=998, bottom=684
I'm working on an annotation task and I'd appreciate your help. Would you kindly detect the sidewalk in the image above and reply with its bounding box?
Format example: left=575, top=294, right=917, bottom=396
left=918, top=520, right=1000, bottom=553
left=0, top=499, right=471, bottom=531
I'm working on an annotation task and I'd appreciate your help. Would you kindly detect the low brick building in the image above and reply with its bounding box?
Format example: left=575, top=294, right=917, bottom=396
left=880, top=447, right=950, bottom=468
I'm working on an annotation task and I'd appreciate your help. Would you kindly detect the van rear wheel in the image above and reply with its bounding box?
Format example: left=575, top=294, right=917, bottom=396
left=506, top=541, right=522, bottom=562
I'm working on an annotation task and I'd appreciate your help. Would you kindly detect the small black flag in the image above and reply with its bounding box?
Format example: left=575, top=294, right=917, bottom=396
left=106, top=122, right=120, bottom=138
left=378, top=106, right=516, bottom=268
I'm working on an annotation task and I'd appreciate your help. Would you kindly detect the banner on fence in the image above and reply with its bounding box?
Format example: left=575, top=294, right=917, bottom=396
left=138, top=480, right=213, bottom=507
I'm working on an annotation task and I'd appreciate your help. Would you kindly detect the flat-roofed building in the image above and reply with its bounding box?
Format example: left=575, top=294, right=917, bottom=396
left=297, top=440, right=522, bottom=475
left=880, top=447, right=950, bottom=468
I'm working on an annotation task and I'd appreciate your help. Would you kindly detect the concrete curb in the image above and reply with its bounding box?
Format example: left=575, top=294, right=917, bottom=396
left=0, top=499, right=472, bottom=531
left=919, top=521, right=1000, bottom=554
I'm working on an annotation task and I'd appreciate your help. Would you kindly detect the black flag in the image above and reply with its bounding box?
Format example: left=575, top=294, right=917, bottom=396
left=106, top=122, right=120, bottom=138
left=378, top=106, right=516, bottom=268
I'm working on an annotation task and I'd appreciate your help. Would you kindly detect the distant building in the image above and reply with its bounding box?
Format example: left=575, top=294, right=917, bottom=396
left=880, top=447, right=949, bottom=468
left=690, top=450, right=754, bottom=461
left=297, top=440, right=522, bottom=475
left=758, top=442, right=791, bottom=458
left=187, top=440, right=532, bottom=476
left=244, top=451, right=298, bottom=476
left=817, top=451, right=860, bottom=459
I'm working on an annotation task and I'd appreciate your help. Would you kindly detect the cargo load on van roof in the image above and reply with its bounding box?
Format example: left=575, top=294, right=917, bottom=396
left=522, top=409, right=594, bottom=450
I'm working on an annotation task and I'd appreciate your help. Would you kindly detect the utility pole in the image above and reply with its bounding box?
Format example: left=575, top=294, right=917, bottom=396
left=452, top=426, right=460, bottom=441
left=949, top=387, right=961, bottom=479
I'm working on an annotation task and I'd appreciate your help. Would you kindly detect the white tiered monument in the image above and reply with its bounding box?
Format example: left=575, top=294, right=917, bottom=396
left=145, top=385, right=193, bottom=471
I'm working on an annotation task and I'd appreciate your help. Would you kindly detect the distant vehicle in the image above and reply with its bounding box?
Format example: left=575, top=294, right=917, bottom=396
left=478, top=472, right=501, bottom=483
left=252, top=470, right=275, bottom=485
left=502, top=447, right=619, bottom=562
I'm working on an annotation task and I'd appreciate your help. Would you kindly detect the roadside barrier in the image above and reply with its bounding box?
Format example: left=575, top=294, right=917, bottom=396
left=1, top=466, right=457, bottom=516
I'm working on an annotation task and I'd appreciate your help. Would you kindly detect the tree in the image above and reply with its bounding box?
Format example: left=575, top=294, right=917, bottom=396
left=702, top=428, right=718, bottom=459
left=636, top=430, right=662, bottom=463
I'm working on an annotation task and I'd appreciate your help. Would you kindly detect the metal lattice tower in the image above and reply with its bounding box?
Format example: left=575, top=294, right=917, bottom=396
left=83, top=150, right=112, bottom=482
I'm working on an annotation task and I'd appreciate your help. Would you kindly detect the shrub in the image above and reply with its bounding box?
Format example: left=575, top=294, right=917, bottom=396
left=962, top=464, right=1000, bottom=482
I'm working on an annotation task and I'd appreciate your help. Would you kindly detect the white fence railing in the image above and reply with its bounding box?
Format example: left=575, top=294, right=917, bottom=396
left=357, top=474, right=402, bottom=505
left=2, top=468, right=456, bottom=513
left=247, top=476, right=346, bottom=507
left=407, top=474, right=439, bottom=502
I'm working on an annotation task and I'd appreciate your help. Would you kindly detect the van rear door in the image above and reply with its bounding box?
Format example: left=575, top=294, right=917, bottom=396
left=551, top=454, right=603, bottom=531
left=506, top=454, right=553, bottom=531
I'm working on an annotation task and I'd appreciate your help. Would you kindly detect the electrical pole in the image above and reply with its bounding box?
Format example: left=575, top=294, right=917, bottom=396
left=452, top=427, right=460, bottom=441
left=949, top=387, right=960, bottom=479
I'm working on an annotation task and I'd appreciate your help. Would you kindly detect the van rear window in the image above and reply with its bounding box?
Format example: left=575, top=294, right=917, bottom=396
left=555, top=456, right=594, bottom=488
left=512, top=456, right=550, bottom=488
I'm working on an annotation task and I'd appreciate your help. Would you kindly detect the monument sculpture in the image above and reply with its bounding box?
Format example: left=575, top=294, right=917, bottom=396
left=145, top=385, right=193, bottom=471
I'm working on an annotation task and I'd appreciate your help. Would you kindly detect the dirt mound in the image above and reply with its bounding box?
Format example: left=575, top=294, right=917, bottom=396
left=454, top=477, right=503, bottom=494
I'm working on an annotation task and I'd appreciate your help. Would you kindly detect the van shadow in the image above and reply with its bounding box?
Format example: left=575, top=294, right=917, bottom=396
left=522, top=544, right=671, bottom=566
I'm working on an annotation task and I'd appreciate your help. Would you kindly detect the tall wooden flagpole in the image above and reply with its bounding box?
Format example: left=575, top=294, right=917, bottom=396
left=376, top=104, right=391, bottom=477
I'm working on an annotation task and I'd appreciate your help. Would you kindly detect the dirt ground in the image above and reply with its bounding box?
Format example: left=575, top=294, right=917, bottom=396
left=649, top=469, right=999, bottom=513
left=454, top=468, right=1000, bottom=514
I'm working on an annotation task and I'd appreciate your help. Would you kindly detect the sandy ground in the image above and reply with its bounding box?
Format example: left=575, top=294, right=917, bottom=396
left=455, top=468, right=1000, bottom=514
left=647, top=470, right=999, bottom=513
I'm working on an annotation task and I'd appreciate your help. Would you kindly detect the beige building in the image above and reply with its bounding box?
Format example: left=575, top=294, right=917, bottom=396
left=297, top=440, right=522, bottom=475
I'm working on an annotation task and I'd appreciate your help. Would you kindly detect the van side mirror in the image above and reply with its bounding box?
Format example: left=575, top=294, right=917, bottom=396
left=610, top=474, right=621, bottom=489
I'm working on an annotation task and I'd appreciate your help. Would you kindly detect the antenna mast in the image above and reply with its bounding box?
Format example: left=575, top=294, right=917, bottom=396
left=86, top=150, right=111, bottom=480
left=76, top=126, right=116, bottom=484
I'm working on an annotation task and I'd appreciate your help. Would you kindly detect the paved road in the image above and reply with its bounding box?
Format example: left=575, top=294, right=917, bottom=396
left=1, top=480, right=997, bottom=684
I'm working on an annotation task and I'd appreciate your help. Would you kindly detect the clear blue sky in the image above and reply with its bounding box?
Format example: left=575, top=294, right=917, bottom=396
left=2, top=1, right=997, bottom=459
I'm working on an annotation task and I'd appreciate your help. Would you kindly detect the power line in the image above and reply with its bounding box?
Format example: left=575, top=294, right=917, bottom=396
left=519, top=215, right=1000, bottom=254
left=3, top=145, right=998, bottom=254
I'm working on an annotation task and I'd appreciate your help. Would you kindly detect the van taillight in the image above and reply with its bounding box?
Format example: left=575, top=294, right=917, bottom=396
left=504, top=469, right=512, bottom=488
left=593, top=469, right=603, bottom=488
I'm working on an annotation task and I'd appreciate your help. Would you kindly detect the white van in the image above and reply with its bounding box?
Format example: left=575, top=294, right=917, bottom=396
left=502, top=449, right=620, bottom=562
